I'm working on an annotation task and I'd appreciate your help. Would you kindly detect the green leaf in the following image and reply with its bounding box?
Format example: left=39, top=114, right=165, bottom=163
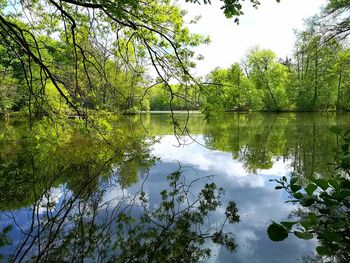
left=293, top=192, right=304, bottom=199
left=307, top=213, right=317, bottom=224
left=305, top=183, right=317, bottom=196
left=328, top=179, right=340, bottom=190
left=330, top=126, right=342, bottom=135
left=333, top=189, right=350, bottom=200
left=324, top=230, right=342, bottom=242
left=341, top=179, right=350, bottom=189
left=331, top=221, right=346, bottom=230
left=267, top=222, right=288, bottom=242
left=294, top=231, right=313, bottom=240
left=316, top=246, right=331, bottom=256
left=342, top=154, right=350, bottom=162
left=2, top=225, right=12, bottom=234
left=319, top=208, right=330, bottom=214
left=340, top=189, right=350, bottom=197
left=341, top=143, right=349, bottom=152
left=323, top=196, right=338, bottom=207
left=300, top=219, right=312, bottom=229
left=290, top=177, right=298, bottom=185
left=280, top=221, right=298, bottom=231
left=300, top=196, right=315, bottom=207
left=291, top=184, right=301, bottom=192
left=314, top=179, right=329, bottom=191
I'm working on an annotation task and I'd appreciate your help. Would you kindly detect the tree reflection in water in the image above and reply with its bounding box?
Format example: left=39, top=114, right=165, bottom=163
left=0, top=118, right=239, bottom=262
left=268, top=128, right=350, bottom=263
left=1, top=169, right=239, bottom=262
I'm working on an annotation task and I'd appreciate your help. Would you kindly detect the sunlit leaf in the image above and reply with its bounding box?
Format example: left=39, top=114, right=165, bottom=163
left=305, top=183, right=317, bottom=196
left=313, top=179, right=329, bottom=191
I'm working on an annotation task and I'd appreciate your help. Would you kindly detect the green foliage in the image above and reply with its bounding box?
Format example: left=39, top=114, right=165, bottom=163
left=0, top=225, right=12, bottom=260
left=148, top=83, right=200, bottom=111
left=200, top=11, right=350, bottom=115
left=0, top=43, right=22, bottom=114
left=202, top=112, right=350, bottom=175
left=0, top=0, right=211, bottom=118
left=293, top=23, right=342, bottom=111
left=202, top=63, right=262, bottom=116
left=247, top=48, right=290, bottom=110
left=2, top=164, right=240, bottom=262
left=200, top=38, right=350, bottom=115
left=0, top=74, right=20, bottom=113
left=335, top=49, right=350, bottom=110
left=112, top=170, right=240, bottom=262
left=268, top=129, right=350, bottom=261
left=267, top=222, right=289, bottom=242
left=187, top=0, right=280, bottom=21
left=0, top=0, right=348, bottom=117
left=0, top=117, right=154, bottom=209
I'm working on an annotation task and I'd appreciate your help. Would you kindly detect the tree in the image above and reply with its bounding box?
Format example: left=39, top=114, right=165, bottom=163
left=246, top=48, right=290, bottom=110
left=319, top=0, right=350, bottom=41
left=293, top=18, right=342, bottom=111
left=335, top=48, right=350, bottom=110
left=0, top=73, right=19, bottom=114
left=0, top=126, right=241, bottom=262
left=202, top=63, right=261, bottom=115
left=0, top=0, right=200, bottom=119
left=0, top=0, right=282, bottom=119
left=0, top=41, right=23, bottom=114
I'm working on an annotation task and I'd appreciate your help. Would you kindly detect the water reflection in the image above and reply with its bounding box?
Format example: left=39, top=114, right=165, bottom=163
left=151, top=136, right=317, bottom=262
left=0, top=167, right=239, bottom=262
left=0, top=118, right=156, bottom=262
left=140, top=112, right=349, bottom=178
left=1, top=112, right=350, bottom=262
left=0, top=118, right=239, bottom=262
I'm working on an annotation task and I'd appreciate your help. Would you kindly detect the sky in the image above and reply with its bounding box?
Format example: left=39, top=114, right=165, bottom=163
left=180, top=0, right=328, bottom=76
left=140, top=135, right=317, bottom=263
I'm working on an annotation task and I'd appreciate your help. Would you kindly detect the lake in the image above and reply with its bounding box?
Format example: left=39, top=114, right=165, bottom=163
left=0, top=112, right=349, bottom=262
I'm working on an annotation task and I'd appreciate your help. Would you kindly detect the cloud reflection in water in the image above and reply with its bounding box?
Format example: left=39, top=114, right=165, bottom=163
left=145, top=135, right=318, bottom=263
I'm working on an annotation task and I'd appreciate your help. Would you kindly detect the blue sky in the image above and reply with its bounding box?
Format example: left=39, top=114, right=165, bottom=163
left=181, top=0, right=327, bottom=76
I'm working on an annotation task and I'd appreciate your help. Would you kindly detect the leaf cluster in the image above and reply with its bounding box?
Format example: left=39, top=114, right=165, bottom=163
left=187, top=0, right=280, bottom=22
left=268, top=128, right=350, bottom=261
left=113, top=170, right=240, bottom=262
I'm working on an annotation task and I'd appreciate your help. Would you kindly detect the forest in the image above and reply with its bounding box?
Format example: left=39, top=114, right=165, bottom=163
left=0, top=0, right=349, bottom=118
left=0, top=0, right=350, bottom=262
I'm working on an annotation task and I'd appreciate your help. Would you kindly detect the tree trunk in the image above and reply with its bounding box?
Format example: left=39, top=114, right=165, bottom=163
left=337, top=67, right=342, bottom=111
left=313, top=49, right=319, bottom=107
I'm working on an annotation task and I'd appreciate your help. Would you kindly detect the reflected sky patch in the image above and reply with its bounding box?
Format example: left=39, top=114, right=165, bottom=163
left=0, top=134, right=318, bottom=262
left=145, top=135, right=318, bottom=262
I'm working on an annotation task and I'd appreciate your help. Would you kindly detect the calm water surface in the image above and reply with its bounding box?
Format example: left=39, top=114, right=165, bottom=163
left=1, top=112, right=349, bottom=262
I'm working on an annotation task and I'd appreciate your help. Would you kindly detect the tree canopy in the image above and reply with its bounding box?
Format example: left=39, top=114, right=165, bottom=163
left=0, top=0, right=286, bottom=120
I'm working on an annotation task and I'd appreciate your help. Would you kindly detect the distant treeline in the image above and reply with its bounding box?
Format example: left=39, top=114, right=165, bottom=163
left=201, top=23, right=350, bottom=115
left=0, top=15, right=349, bottom=116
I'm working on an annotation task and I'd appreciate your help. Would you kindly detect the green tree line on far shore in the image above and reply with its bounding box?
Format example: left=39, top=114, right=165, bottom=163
left=1, top=1, right=349, bottom=118
left=202, top=18, right=350, bottom=114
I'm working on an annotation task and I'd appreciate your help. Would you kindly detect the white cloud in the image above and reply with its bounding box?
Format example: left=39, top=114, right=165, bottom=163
left=180, top=0, right=327, bottom=76
left=37, top=187, right=64, bottom=214
left=235, top=229, right=259, bottom=255
left=151, top=135, right=292, bottom=189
